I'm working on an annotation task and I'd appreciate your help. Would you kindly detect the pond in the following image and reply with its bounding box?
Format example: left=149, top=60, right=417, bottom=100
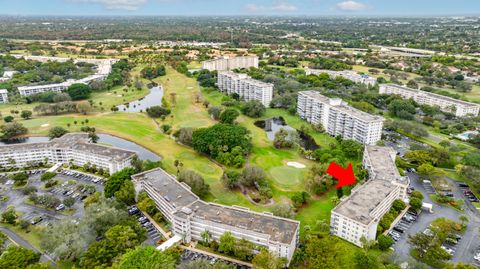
left=116, top=85, right=164, bottom=113
left=254, top=116, right=319, bottom=151
left=0, top=134, right=161, bottom=161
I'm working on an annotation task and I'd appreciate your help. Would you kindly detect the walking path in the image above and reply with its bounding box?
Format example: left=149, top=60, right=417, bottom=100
left=0, top=226, right=56, bottom=266
left=141, top=210, right=172, bottom=239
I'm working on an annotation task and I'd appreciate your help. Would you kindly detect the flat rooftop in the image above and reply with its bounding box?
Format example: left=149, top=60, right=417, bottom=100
left=132, top=168, right=199, bottom=209
left=0, top=89, right=7, bottom=94
left=219, top=71, right=273, bottom=87
left=190, top=200, right=299, bottom=244
left=0, top=133, right=136, bottom=162
left=18, top=81, right=71, bottom=91
left=333, top=179, right=397, bottom=225
left=365, top=145, right=408, bottom=185
left=299, top=90, right=384, bottom=122
left=299, top=90, right=331, bottom=103
left=134, top=168, right=300, bottom=245
left=333, top=103, right=384, bottom=122
left=385, top=84, right=480, bottom=108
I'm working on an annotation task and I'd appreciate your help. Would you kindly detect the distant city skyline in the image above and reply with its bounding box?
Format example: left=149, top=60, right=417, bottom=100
left=1, top=0, right=480, bottom=16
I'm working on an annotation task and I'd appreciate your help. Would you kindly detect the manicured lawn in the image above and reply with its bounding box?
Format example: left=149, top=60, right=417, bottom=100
left=0, top=223, right=43, bottom=250
left=269, top=166, right=304, bottom=189
left=295, top=190, right=337, bottom=229
left=89, top=86, right=149, bottom=112
left=473, top=202, right=480, bottom=214
left=155, top=67, right=216, bottom=130
left=0, top=65, right=150, bottom=116
left=21, top=113, right=224, bottom=194
left=11, top=68, right=344, bottom=233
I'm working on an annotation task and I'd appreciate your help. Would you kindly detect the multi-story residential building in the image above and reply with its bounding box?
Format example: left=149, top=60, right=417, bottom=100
left=0, top=89, right=8, bottom=104
left=217, top=71, right=273, bottom=106
left=330, top=145, right=409, bottom=247
left=297, top=91, right=384, bottom=145
left=12, top=56, right=116, bottom=97
left=363, top=145, right=409, bottom=199
left=203, top=56, right=259, bottom=71
left=306, top=69, right=377, bottom=86
left=379, top=84, right=480, bottom=117
left=18, top=81, right=73, bottom=96
left=0, top=133, right=135, bottom=174
left=133, top=168, right=300, bottom=262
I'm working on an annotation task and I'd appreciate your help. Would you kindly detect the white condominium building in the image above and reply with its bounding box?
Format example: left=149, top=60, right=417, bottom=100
left=18, top=81, right=73, bottom=97
left=133, top=168, right=300, bottom=263
left=0, top=133, right=135, bottom=174
left=203, top=56, right=259, bottom=71
left=330, top=145, right=409, bottom=247
left=306, top=69, right=377, bottom=86
left=379, top=84, right=480, bottom=117
left=297, top=91, right=384, bottom=145
left=12, top=55, right=116, bottom=97
left=217, top=71, right=273, bottom=106
left=0, top=89, right=8, bottom=104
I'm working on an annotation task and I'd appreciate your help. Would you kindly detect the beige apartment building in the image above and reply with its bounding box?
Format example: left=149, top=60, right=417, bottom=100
left=330, top=145, right=409, bottom=246
left=133, top=168, right=300, bottom=262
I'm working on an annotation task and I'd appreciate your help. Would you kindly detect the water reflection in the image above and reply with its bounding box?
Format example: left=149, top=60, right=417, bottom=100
left=116, top=85, right=164, bottom=113
left=254, top=116, right=320, bottom=150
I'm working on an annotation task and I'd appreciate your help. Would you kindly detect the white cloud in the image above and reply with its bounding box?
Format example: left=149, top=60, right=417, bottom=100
left=71, top=0, right=147, bottom=10
left=336, top=0, right=367, bottom=11
left=246, top=1, right=298, bottom=13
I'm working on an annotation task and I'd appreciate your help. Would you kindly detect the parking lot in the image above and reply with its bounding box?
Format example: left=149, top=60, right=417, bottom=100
left=178, top=249, right=251, bottom=269
left=387, top=210, right=419, bottom=243
left=421, top=179, right=436, bottom=195
left=0, top=169, right=104, bottom=225
left=127, top=205, right=163, bottom=246
left=392, top=172, right=480, bottom=266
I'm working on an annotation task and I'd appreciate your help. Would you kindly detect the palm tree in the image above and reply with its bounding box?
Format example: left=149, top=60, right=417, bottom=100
left=201, top=230, right=211, bottom=245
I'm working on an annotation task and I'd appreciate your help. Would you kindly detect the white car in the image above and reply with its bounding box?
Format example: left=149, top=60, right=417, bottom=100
left=474, top=252, right=480, bottom=262
left=441, top=245, right=454, bottom=255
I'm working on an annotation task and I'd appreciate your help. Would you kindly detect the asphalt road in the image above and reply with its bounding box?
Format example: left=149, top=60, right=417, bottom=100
left=393, top=172, right=480, bottom=265
left=0, top=226, right=56, bottom=265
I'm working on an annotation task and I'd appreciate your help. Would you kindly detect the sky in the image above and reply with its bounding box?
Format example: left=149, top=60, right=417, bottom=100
left=1, top=0, right=480, bottom=16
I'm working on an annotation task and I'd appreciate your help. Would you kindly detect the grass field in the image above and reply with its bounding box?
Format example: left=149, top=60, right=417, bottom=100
left=0, top=65, right=151, bottom=116
left=352, top=64, right=480, bottom=104
left=4, top=67, right=352, bottom=233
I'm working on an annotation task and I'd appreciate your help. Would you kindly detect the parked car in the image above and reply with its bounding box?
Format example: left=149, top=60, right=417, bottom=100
left=30, top=216, right=43, bottom=225
left=55, top=204, right=66, bottom=211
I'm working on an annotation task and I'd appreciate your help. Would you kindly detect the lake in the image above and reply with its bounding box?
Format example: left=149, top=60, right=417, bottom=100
left=116, top=85, right=164, bottom=113
left=254, top=116, right=319, bottom=150
left=0, top=133, right=161, bottom=161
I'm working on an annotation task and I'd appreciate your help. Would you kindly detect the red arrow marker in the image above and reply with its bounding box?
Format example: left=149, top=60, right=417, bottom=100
left=326, top=162, right=356, bottom=188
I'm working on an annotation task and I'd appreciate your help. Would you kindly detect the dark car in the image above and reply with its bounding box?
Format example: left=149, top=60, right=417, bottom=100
left=393, top=227, right=404, bottom=233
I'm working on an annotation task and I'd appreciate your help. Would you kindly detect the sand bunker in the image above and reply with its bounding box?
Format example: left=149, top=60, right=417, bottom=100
left=286, top=162, right=306, bottom=169
left=41, top=124, right=50, bottom=127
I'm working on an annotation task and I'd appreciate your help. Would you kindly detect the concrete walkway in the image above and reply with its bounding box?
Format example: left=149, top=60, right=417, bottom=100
left=141, top=210, right=172, bottom=239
